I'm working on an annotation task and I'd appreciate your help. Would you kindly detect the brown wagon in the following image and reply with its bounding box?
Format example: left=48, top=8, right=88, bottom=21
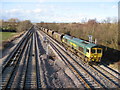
left=48, top=30, right=54, bottom=37
left=53, top=32, right=64, bottom=42
left=45, top=28, right=49, bottom=33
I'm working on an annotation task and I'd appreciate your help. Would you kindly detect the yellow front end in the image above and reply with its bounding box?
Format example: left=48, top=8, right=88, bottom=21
left=90, top=48, right=102, bottom=62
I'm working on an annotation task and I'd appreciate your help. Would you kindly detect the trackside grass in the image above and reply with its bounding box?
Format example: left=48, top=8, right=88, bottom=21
left=0, top=32, right=16, bottom=42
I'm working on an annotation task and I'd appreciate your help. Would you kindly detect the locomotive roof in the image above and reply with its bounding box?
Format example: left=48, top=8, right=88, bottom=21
left=63, top=35, right=97, bottom=48
left=63, top=35, right=72, bottom=39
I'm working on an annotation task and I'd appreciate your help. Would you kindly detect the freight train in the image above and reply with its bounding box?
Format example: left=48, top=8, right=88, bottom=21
left=40, top=27, right=103, bottom=63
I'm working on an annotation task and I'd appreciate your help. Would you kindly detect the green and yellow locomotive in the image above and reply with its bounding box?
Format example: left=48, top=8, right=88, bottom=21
left=62, top=35, right=102, bottom=62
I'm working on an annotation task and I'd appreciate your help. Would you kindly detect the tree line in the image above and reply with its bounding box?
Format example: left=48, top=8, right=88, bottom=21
left=37, top=18, right=118, bottom=50
left=0, top=18, right=32, bottom=32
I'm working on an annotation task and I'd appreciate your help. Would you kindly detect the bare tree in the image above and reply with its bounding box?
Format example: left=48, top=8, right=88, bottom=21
left=17, top=20, right=32, bottom=32
left=8, top=18, right=20, bottom=22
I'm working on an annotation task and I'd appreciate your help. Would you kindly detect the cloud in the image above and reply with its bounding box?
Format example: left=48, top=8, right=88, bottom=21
left=5, top=9, right=21, bottom=13
left=112, top=5, right=117, bottom=8
left=4, top=8, right=42, bottom=14
left=1, top=1, right=118, bottom=22
left=2, top=8, right=42, bottom=20
left=33, top=9, right=42, bottom=13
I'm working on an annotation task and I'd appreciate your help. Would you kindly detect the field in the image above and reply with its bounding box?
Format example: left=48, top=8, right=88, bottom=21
left=0, top=32, right=17, bottom=42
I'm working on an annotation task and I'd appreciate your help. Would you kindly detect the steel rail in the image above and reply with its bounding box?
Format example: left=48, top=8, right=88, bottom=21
left=2, top=29, right=32, bottom=71
left=100, top=62, right=120, bottom=76
left=38, top=30, right=104, bottom=89
left=23, top=32, right=37, bottom=89
left=49, top=41, right=105, bottom=89
left=21, top=35, right=33, bottom=89
left=91, top=65, right=120, bottom=88
left=39, top=29, right=119, bottom=88
left=10, top=35, right=31, bottom=88
left=36, top=31, right=47, bottom=88
left=2, top=31, right=33, bottom=89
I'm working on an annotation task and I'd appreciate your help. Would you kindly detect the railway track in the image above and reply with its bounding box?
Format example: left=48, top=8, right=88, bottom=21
left=38, top=30, right=105, bottom=89
left=39, top=28, right=120, bottom=89
left=76, top=58, right=120, bottom=88
left=24, top=32, right=37, bottom=88
left=99, top=63, right=120, bottom=79
left=35, top=32, right=47, bottom=88
left=2, top=30, right=31, bottom=70
left=68, top=50, right=120, bottom=88
left=2, top=27, right=43, bottom=89
left=91, top=65, right=120, bottom=86
left=2, top=29, right=33, bottom=89
left=11, top=36, right=32, bottom=88
left=50, top=43, right=104, bottom=88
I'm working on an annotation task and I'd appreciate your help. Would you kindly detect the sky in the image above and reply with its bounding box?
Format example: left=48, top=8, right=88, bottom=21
left=0, top=0, right=119, bottom=23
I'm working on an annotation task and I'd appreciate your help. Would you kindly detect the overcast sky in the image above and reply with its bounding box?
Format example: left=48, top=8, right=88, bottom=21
left=0, top=0, right=119, bottom=23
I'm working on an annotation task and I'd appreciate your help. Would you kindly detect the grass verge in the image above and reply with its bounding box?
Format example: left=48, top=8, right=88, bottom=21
left=0, top=32, right=17, bottom=42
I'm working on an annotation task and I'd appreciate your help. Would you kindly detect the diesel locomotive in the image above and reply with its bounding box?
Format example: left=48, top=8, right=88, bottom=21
left=40, top=27, right=103, bottom=63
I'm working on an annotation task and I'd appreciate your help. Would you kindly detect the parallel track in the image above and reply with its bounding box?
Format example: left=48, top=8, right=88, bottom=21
left=38, top=30, right=105, bottom=89
left=100, top=63, right=120, bottom=79
left=2, top=27, right=43, bottom=89
left=39, top=29, right=120, bottom=88
left=2, top=29, right=33, bottom=89
left=2, top=25, right=119, bottom=89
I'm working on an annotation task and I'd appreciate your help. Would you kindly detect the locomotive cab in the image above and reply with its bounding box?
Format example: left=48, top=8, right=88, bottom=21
left=90, top=48, right=102, bottom=62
